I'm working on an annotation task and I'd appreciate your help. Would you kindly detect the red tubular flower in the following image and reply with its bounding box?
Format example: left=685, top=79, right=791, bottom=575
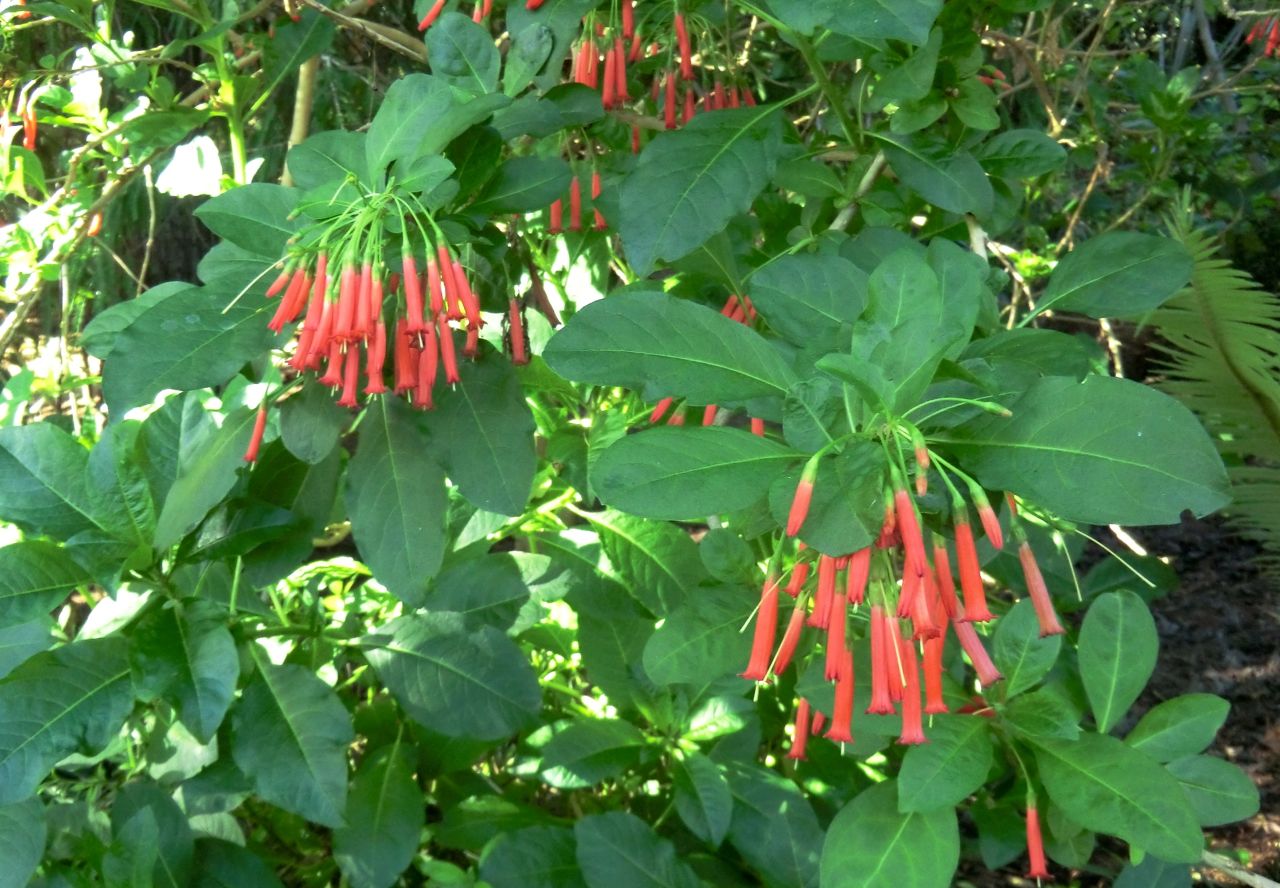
left=268, top=269, right=308, bottom=333
left=649, top=396, right=674, bottom=423
left=701, top=405, right=717, bottom=426
left=354, top=261, right=374, bottom=341
left=809, top=554, right=836, bottom=629
left=825, top=579, right=847, bottom=682
left=629, top=31, right=643, bottom=63
left=592, top=170, right=607, bottom=230
left=787, top=698, right=811, bottom=760
left=425, top=258, right=445, bottom=317
left=332, top=263, right=358, bottom=343
left=664, top=70, right=677, bottom=129
left=278, top=272, right=313, bottom=330
left=741, top=574, right=781, bottom=681
left=923, top=636, right=948, bottom=715
left=569, top=175, right=583, bottom=231
left=584, top=40, right=599, bottom=88
left=729, top=86, right=741, bottom=107
left=464, top=325, right=479, bottom=358
left=243, top=405, right=268, bottom=462
left=437, top=314, right=461, bottom=384
left=743, top=88, right=756, bottom=106
left=1026, top=806, right=1051, bottom=880
left=955, top=514, right=994, bottom=623
left=932, top=536, right=960, bottom=620
left=601, top=46, right=618, bottom=109
left=393, top=319, right=416, bottom=394
left=403, top=254, right=426, bottom=332
left=508, top=298, right=528, bottom=365
left=866, top=605, right=895, bottom=715
left=784, top=560, right=810, bottom=598
left=846, top=548, right=870, bottom=604
left=825, top=650, right=855, bottom=744
left=674, top=13, right=693, bottom=79
left=265, top=265, right=294, bottom=299
left=772, top=597, right=807, bottom=675
left=364, top=320, right=388, bottom=394
left=953, top=619, right=1003, bottom=686
left=630, top=125, right=641, bottom=154
left=750, top=417, right=765, bottom=436
left=21, top=98, right=37, bottom=151
left=526, top=0, right=545, bottom=9
left=713, top=80, right=727, bottom=108
left=666, top=410, right=685, bottom=426
left=436, top=246, right=464, bottom=321
left=417, top=0, right=447, bottom=32
left=337, top=345, right=361, bottom=408
left=908, top=558, right=941, bottom=641
left=318, top=340, right=344, bottom=387
left=621, top=0, right=634, bottom=39
left=897, top=627, right=926, bottom=745
left=682, top=86, right=697, bottom=124
left=811, top=709, right=827, bottom=735
left=972, top=488, right=1004, bottom=550
left=451, top=260, right=481, bottom=330
left=413, top=336, right=437, bottom=409
left=548, top=199, right=564, bottom=234
left=614, top=37, right=629, bottom=101
left=1018, top=541, right=1065, bottom=637
left=1268, top=19, right=1280, bottom=56
left=894, top=485, right=927, bottom=579
left=786, top=461, right=818, bottom=537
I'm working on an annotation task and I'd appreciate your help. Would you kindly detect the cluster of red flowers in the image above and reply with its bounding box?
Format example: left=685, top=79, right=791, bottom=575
left=648, top=294, right=766, bottom=434
left=741, top=458, right=1064, bottom=751
left=548, top=169, right=608, bottom=233
left=1246, top=17, right=1280, bottom=56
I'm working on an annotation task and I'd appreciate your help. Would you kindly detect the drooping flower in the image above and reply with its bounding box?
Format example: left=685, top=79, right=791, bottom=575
left=1018, top=541, right=1065, bottom=637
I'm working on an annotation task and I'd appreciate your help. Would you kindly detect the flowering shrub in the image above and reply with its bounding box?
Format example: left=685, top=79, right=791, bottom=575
left=0, top=1, right=1269, bottom=886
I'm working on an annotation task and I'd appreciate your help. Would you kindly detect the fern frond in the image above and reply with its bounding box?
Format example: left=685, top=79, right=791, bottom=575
left=1154, top=220, right=1280, bottom=567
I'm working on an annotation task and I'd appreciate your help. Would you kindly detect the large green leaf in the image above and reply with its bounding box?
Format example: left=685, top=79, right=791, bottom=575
left=0, top=423, right=100, bottom=539
left=104, top=780, right=195, bottom=888
left=505, top=0, right=595, bottom=90
left=286, top=130, right=370, bottom=190
left=540, top=718, right=648, bottom=788
left=976, top=129, right=1067, bottom=179
left=1033, top=233, right=1194, bottom=319
left=1079, top=591, right=1158, bottom=734
left=428, top=554, right=531, bottom=631
left=593, top=427, right=797, bottom=520
left=642, top=584, right=754, bottom=687
left=279, top=381, right=348, bottom=464
left=673, top=752, right=733, bottom=847
left=575, top=812, right=701, bottom=888
left=471, top=156, right=572, bottom=214
left=768, top=0, right=940, bottom=43
left=725, top=762, right=823, bottom=888
left=193, top=839, right=286, bottom=888
left=0, top=798, right=45, bottom=888
left=545, top=290, right=797, bottom=403
left=361, top=612, right=540, bottom=741
left=1002, top=686, right=1082, bottom=740
left=746, top=253, right=869, bottom=350
left=898, top=716, right=994, bottom=812
left=0, top=541, right=90, bottom=624
left=992, top=598, right=1062, bottom=697
left=821, top=780, right=959, bottom=888
left=1165, top=755, right=1260, bottom=826
left=427, top=12, right=499, bottom=94
left=943, top=375, right=1230, bottom=525
left=0, top=637, right=133, bottom=805
left=0, top=620, right=52, bottom=680
left=129, top=599, right=238, bottom=743
left=346, top=397, right=447, bottom=603
left=431, top=352, right=536, bottom=516
left=230, top=654, right=354, bottom=828
left=86, top=421, right=157, bottom=546
left=587, top=509, right=706, bottom=617
left=480, top=826, right=586, bottom=888
left=620, top=106, right=785, bottom=273
left=154, top=406, right=258, bottom=550
left=1125, top=694, right=1229, bottom=763
left=333, top=742, right=424, bottom=888
left=1031, top=733, right=1203, bottom=862
left=193, top=183, right=298, bottom=257
left=876, top=133, right=993, bottom=217
left=102, top=283, right=276, bottom=415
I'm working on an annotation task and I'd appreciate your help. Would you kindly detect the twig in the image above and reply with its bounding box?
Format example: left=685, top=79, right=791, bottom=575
left=137, top=166, right=157, bottom=296
left=1201, top=850, right=1280, bottom=888
left=281, top=56, right=320, bottom=187
left=295, top=0, right=427, bottom=62
left=1054, top=142, right=1109, bottom=254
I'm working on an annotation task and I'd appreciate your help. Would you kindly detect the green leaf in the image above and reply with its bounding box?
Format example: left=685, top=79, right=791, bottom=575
left=194, top=840, right=285, bottom=888
left=943, top=376, right=1230, bottom=525
left=1079, top=591, right=1158, bottom=733
left=825, top=0, right=942, bottom=43
left=642, top=584, right=754, bottom=687
left=773, top=158, right=844, bottom=198
left=333, top=743, right=424, bottom=888
left=620, top=107, right=785, bottom=274
left=286, top=129, right=370, bottom=190
left=428, top=12, right=500, bottom=94
left=230, top=654, right=354, bottom=828
left=593, top=427, right=798, bottom=520
left=1002, top=686, right=1081, bottom=740
left=471, top=156, right=573, bottom=214
left=545, top=290, right=797, bottom=403
left=0, top=423, right=100, bottom=539
left=505, top=0, right=596, bottom=90
left=992, top=598, right=1062, bottom=697
left=504, top=23, right=555, bottom=96
left=155, top=407, right=258, bottom=550
left=194, top=184, right=298, bottom=257
left=1125, top=694, right=1229, bottom=763
left=540, top=718, right=647, bottom=788
left=0, top=798, right=45, bottom=888
left=0, top=620, right=52, bottom=680
left=1114, top=855, right=1192, bottom=888
left=1034, top=233, right=1194, bottom=319
left=575, top=812, right=701, bottom=888
left=699, top=528, right=756, bottom=583
left=279, top=372, right=350, bottom=464
left=673, top=752, right=732, bottom=847
left=102, top=282, right=276, bottom=415
left=85, top=421, right=156, bottom=547
left=876, top=133, right=993, bottom=216
left=105, top=780, right=195, bottom=888
left=129, top=600, right=238, bottom=744
left=362, top=612, right=541, bottom=741
left=428, top=554, right=531, bottom=631
left=1165, top=755, right=1260, bottom=826
left=768, top=442, right=887, bottom=556
left=898, top=716, right=994, bottom=812
left=430, top=352, right=536, bottom=516
left=0, top=637, right=133, bottom=805
left=0, top=541, right=90, bottom=624
left=821, top=780, right=959, bottom=888
left=366, top=73, right=455, bottom=180
left=725, top=762, right=823, bottom=887
left=747, top=253, right=868, bottom=349
left=1031, top=733, right=1203, bottom=862
left=82, top=282, right=183, bottom=360
left=588, top=509, right=706, bottom=617
left=481, top=826, right=586, bottom=888
left=346, top=397, right=447, bottom=603
left=866, top=247, right=942, bottom=328
left=976, top=129, right=1066, bottom=179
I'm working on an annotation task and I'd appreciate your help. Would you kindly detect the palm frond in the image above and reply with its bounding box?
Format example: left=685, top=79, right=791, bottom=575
left=1153, top=218, right=1280, bottom=569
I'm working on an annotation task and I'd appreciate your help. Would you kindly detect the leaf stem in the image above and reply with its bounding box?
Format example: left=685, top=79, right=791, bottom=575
left=791, top=33, right=861, bottom=148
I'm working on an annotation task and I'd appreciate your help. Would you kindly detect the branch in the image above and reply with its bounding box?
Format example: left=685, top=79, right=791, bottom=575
left=295, top=0, right=427, bottom=63
left=1201, top=851, right=1280, bottom=888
